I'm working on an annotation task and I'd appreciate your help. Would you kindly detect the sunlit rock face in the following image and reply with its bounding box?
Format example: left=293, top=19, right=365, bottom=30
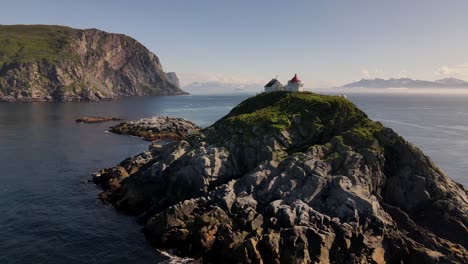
left=94, top=92, right=468, bottom=263
left=0, top=25, right=186, bottom=101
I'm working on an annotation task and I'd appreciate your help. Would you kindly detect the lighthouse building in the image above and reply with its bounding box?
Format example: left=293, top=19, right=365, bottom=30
left=286, top=74, right=304, bottom=92
left=264, top=74, right=304, bottom=93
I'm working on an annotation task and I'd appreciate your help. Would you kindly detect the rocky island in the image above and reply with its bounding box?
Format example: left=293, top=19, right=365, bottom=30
left=0, top=25, right=186, bottom=101
left=110, top=116, right=200, bottom=141
left=76, top=117, right=123, bottom=123
left=93, top=92, right=468, bottom=263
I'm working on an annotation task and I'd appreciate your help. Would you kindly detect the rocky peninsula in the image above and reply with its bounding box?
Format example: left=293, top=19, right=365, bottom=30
left=93, top=92, right=468, bottom=263
left=0, top=25, right=186, bottom=101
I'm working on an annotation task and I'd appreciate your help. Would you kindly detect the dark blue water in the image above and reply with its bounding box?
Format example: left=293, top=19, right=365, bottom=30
left=0, top=93, right=466, bottom=263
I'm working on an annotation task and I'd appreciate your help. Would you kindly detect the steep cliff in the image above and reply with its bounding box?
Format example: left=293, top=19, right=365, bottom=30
left=0, top=25, right=186, bottom=101
left=165, top=72, right=180, bottom=88
left=94, top=92, right=468, bottom=263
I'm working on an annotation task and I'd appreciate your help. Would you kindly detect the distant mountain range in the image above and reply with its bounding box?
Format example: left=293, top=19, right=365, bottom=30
left=182, top=81, right=260, bottom=94
left=343, top=77, right=468, bottom=88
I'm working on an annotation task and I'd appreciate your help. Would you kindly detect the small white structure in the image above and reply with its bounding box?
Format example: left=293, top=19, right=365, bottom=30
left=264, top=78, right=284, bottom=92
left=264, top=74, right=304, bottom=93
left=286, top=74, right=304, bottom=92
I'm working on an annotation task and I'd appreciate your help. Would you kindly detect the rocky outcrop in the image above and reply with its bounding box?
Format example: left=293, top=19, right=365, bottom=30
left=109, top=116, right=200, bottom=141
left=76, top=117, right=122, bottom=123
left=165, top=72, right=180, bottom=88
left=0, top=25, right=187, bottom=102
left=93, top=92, right=468, bottom=263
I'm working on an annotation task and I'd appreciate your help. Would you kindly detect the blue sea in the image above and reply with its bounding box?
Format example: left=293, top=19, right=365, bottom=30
left=0, top=92, right=466, bottom=263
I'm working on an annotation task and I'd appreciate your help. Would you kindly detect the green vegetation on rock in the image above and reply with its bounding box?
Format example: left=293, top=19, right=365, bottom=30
left=208, top=91, right=383, bottom=153
left=0, top=25, right=75, bottom=65
left=0, top=25, right=186, bottom=101
left=216, top=92, right=370, bottom=131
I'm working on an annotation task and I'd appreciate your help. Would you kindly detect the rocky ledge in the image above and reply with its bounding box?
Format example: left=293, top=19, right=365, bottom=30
left=109, top=116, right=200, bottom=141
left=93, top=92, right=468, bottom=263
left=76, top=117, right=123, bottom=123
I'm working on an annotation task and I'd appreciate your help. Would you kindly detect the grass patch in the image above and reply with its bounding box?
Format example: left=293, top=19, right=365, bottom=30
left=212, top=91, right=370, bottom=134
left=204, top=91, right=385, bottom=153
left=0, top=25, right=78, bottom=65
left=64, top=80, right=87, bottom=92
left=342, top=120, right=384, bottom=149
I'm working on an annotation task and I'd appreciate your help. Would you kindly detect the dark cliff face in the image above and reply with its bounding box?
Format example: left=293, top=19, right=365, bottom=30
left=93, top=92, right=468, bottom=263
left=0, top=25, right=186, bottom=101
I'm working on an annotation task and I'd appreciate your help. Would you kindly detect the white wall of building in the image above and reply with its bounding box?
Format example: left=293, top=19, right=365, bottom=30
left=265, top=82, right=284, bottom=92
left=286, top=82, right=304, bottom=92
left=265, top=76, right=305, bottom=93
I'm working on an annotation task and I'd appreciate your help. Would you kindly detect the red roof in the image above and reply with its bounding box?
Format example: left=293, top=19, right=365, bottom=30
left=290, top=74, right=301, bottom=83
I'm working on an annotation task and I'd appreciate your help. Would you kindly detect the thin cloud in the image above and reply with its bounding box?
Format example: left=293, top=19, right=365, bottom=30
left=435, top=64, right=468, bottom=77
left=360, top=69, right=384, bottom=79
left=360, top=69, right=371, bottom=78
left=398, top=70, right=408, bottom=78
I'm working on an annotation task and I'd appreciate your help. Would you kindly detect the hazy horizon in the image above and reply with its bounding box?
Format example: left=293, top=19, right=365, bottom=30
left=183, top=86, right=468, bottom=95
left=181, top=77, right=468, bottom=94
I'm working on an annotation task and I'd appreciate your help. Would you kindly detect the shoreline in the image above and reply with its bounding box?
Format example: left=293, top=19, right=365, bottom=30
left=0, top=92, right=189, bottom=103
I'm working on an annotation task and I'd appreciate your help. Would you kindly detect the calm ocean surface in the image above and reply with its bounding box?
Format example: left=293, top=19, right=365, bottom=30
left=0, top=92, right=467, bottom=263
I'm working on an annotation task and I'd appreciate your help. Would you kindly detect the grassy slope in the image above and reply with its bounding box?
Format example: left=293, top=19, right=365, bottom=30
left=0, top=25, right=76, bottom=65
left=210, top=91, right=383, bottom=148
left=217, top=92, right=372, bottom=129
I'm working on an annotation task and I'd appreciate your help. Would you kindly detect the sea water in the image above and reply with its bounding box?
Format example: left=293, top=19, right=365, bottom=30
left=0, top=93, right=466, bottom=263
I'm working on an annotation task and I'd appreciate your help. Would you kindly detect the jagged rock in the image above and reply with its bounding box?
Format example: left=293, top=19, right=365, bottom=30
left=0, top=25, right=187, bottom=102
left=93, top=92, right=468, bottom=263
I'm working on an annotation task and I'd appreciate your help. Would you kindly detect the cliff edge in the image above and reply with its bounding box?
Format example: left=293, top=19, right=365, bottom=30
left=0, top=25, right=186, bottom=101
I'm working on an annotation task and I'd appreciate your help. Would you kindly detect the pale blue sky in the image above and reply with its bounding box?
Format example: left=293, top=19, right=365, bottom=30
left=1, top=0, right=468, bottom=87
